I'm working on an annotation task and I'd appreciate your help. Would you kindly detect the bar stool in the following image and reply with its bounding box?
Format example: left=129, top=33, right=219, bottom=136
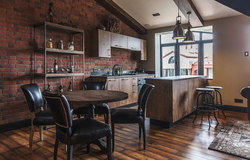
left=193, top=88, right=219, bottom=126
left=206, top=86, right=226, bottom=118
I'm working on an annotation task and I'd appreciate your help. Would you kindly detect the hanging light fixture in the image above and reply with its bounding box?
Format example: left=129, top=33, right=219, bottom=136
left=172, top=0, right=185, bottom=40
left=183, top=12, right=195, bottom=43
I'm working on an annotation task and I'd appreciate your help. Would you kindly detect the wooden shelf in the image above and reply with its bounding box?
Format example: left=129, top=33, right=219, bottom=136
left=35, top=48, right=84, bottom=55
left=35, top=73, right=84, bottom=77
left=34, top=21, right=84, bottom=34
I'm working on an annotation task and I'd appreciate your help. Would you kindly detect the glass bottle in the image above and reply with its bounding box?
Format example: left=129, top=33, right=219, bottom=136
left=47, top=83, right=51, bottom=91
left=53, top=58, right=58, bottom=73
left=46, top=38, right=53, bottom=48
left=68, top=41, right=74, bottom=50
left=59, top=82, right=63, bottom=93
left=68, top=81, right=73, bottom=91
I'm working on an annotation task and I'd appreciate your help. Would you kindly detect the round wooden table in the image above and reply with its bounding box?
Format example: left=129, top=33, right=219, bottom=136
left=62, top=90, right=128, bottom=152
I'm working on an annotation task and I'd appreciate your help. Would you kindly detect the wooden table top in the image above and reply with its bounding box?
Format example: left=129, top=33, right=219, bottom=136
left=62, top=90, right=128, bottom=104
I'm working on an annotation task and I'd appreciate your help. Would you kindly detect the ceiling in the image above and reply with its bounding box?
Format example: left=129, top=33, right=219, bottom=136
left=112, top=0, right=242, bottom=30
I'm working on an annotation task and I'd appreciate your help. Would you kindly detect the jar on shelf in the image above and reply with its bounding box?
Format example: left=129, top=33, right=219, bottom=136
left=46, top=38, right=53, bottom=48
left=68, top=41, right=74, bottom=51
left=57, top=40, right=63, bottom=49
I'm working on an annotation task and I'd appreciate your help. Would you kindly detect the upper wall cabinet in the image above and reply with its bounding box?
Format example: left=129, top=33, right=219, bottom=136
left=110, top=32, right=128, bottom=49
left=91, top=29, right=111, bottom=58
left=140, top=39, right=147, bottom=61
left=128, top=37, right=141, bottom=51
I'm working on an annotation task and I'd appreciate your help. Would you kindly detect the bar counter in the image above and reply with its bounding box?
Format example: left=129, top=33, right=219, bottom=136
left=145, top=76, right=206, bottom=128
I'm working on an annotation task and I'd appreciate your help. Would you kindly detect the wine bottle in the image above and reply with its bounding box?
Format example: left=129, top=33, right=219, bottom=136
left=59, top=82, right=63, bottom=93
left=68, top=81, right=73, bottom=91
left=47, top=83, right=51, bottom=92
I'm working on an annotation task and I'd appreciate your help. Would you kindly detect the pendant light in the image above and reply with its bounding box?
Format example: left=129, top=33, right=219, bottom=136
left=183, top=12, right=195, bottom=43
left=172, top=0, right=185, bottom=40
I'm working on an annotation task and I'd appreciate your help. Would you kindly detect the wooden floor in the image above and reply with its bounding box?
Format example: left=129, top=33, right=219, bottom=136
left=0, top=110, right=248, bottom=160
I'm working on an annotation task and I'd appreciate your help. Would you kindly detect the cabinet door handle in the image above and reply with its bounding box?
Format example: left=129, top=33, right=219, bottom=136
left=122, top=78, right=129, bottom=80
left=108, top=79, right=117, bottom=81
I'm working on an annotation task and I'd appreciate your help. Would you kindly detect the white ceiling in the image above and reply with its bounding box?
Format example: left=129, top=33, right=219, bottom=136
left=113, top=0, right=242, bottom=30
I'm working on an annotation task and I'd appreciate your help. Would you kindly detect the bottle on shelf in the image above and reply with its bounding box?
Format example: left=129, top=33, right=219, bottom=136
left=46, top=38, right=53, bottom=48
left=59, top=82, right=63, bottom=93
left=53, top=58, right=58, bottom=73
left=47, top=83, right=51, bottom=91
left=68, top=81, right=73, bottom=91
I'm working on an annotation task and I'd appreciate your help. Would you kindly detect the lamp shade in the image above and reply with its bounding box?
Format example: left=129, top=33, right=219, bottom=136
left=173, top=20, right=185, bottom=40
left=183, top=26, right=195, bottom=43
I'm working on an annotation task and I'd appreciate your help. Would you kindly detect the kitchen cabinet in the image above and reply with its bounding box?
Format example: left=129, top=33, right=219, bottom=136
left=119, top=77, right=133, bottom=106
left=140, top=40, right=147, bottom=61
left=128, top=37, right=141, bottom=51
left=89, top=75, right=154, bottom=108
left=107, top=78, right=120, bottom=108
left=110, top=32, right=128, bottom=49
left=91, top=29, right=111, bottom=58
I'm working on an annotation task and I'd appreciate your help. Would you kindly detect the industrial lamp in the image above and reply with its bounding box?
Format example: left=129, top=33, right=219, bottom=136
left=183, top=12, right=195, bottom=43
left=172, top=0, right=185, bottom=40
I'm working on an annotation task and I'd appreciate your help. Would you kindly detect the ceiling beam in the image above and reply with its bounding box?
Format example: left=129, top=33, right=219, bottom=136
left=95, top=0, right=147, bottom=35
left=215, top=0, right=250, bottom=17
left=173, top=0, right=204, bottom=27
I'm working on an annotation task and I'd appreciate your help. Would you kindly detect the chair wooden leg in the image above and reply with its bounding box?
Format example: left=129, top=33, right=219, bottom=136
left=67, top=144, right=73, bottom=160
left=107, top=135, right=111, bottom=160
left=39, top=125, right=43, bottom=141
left=87, top=143, right=90, bottom=153
left=54, top=136, right=59, bottom=160
left=111, top=122, right=115, bottom=152
left=142, top=122, right=146, bottom=150
left=29, top=123, right=35, bottom=153
left=139, top=123, right=141, bottom=139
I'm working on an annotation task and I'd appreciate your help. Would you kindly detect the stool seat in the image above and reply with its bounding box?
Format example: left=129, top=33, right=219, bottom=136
left=206, top=86, right=222, bottom=90
left=196, top=88, right=215, bottom=92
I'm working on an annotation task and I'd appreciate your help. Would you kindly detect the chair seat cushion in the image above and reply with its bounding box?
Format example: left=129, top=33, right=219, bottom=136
left=57, top=117, right=111, bottom=145
left=111, top=108, right=143, bottom=123
left=73, top=103, right=109, bottom=115
left=33, top=110, right=54, bottom=125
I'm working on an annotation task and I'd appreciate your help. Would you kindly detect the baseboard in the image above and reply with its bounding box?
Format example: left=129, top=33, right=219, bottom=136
left=0, top=119, right=31, bottom=133
left=222, top=105, right=247, bottom=113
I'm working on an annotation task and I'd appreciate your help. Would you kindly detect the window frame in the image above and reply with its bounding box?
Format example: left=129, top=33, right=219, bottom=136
left=160, top=31, right=213, bottom=78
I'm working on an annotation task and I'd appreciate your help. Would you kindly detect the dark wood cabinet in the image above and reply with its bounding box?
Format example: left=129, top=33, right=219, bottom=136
left=91, top=29, right=111, bottom=58
left=110, top=32, right=128, bottom=49
left=128, top=37, right=141, bottom=51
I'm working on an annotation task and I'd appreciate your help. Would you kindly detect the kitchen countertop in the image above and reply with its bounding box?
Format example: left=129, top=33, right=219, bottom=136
left=145, top=75, right=205, bottom=81
left=90, top=74, right=155, bottom=78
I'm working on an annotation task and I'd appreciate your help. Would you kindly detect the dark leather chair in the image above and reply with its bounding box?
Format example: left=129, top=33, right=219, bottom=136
left=111, top=84, right=155, bottom=151
left=73, top=81, right=110, bottom=124
left=43, top=91, right=112, bottom=160
left=241, top=86, right=250, bottom=121
left=20, top=83, right=54, bottom=153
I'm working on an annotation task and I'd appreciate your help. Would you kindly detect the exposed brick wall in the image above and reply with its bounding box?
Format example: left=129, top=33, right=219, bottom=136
left=0, top=0, right=140, bottom=124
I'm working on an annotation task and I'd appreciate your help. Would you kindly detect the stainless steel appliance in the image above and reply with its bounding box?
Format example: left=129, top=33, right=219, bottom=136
left=138, top=78, right=146, bottom=93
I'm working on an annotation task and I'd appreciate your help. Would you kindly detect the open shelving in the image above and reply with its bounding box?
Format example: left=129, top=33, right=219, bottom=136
left=34, top=21, right=85, bottom=97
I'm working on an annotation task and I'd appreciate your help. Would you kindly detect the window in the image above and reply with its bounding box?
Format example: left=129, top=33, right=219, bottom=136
left=160, top=26, right=213, bottom=78
left=168, top=56, right=175, bottom=64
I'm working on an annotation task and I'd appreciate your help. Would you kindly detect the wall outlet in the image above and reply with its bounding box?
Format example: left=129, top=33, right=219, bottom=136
left=235, top=99, right=243, bottom=103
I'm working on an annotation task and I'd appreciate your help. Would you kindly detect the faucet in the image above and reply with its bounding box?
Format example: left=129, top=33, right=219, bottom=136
left=112, top=64, right=119, bottom=76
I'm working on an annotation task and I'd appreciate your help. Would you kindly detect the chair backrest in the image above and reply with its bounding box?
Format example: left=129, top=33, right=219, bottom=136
left=20, top=83, right=44, bottom=112
left=43, top=92, right=73, bottom=129
left=83, top=81, right=107, bottom=90
left=138, top=84, right=155, bottom=117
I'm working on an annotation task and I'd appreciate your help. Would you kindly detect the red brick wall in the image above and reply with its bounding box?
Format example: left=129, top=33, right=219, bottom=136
left=0, top=0, right=140, bottom=124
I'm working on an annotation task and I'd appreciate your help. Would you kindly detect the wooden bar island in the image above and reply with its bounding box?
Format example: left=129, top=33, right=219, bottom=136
left=145, top=76, right=206, bottom=128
